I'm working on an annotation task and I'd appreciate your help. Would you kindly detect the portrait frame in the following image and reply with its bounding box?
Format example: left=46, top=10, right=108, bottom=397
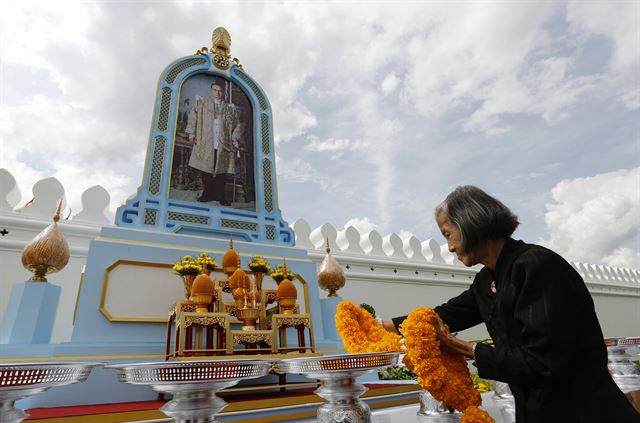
left=115, top=54, right=293, bottom=245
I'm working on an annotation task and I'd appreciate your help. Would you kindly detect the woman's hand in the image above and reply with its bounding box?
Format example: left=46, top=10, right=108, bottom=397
left=434, top=314, right=475, bottom=360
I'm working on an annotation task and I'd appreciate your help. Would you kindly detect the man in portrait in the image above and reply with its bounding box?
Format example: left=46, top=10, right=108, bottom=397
left=186, top=81, right=245, bottom=205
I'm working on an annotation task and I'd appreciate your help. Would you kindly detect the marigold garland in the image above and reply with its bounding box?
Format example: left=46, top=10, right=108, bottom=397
left=460, top=405, right=496, bottom=423
left=335, top=301, right=402, bottom=353
left=335, top=302, right=494, bottom=423
left=400, top=308, right=494, bottom=423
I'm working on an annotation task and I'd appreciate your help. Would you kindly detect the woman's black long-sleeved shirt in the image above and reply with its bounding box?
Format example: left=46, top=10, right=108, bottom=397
left=393, top=238, right=639, bottom=423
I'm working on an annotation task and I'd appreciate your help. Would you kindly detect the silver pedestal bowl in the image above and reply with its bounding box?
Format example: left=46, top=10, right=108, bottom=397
left=0, top=362, right=101, bottom=423
left=416, top=389, right=462, bottom=422
left=107, top=360, right=271, bottom=423
left=278, top=352, right=399, bottom=423
left=605, top=337, right=640, bottom=394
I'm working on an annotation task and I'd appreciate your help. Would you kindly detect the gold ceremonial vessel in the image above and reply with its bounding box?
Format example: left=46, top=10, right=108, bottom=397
left=236, top=307, right=260, bottom=331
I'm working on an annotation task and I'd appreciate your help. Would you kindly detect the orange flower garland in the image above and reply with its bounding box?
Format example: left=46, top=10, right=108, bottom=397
left=401, top=308, right=494, bottom=423
left=460, top=404, right=497, bottom=423
left=335, top=301, right=402, bottom=353
left=335, top=302, right=494, bottom=423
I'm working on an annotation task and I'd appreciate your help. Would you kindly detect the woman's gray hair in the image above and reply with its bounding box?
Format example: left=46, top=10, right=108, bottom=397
left=435, top=186, right=519, bottom=253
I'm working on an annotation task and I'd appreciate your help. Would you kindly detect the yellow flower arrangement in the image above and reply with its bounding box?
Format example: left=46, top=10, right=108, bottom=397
left=196, top=252, right=219, bottom=271
left=270, top=263, right=296, bottom=282
left=172, top=255, right=201, bottom=276
left=248, top=255, right=272, bottom=273
left=470, top=373, right=493, bottom=393
left=400, top=308, right=494, bottom=423
left=335, top=301, right=402, bottom=353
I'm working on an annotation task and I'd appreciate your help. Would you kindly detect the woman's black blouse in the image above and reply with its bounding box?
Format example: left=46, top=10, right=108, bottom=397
left=392, top=238, right=639, bottom=423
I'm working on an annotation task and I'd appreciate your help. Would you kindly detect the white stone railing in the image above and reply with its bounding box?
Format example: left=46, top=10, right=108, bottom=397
left=292, top=219, right=640, bottom=287
left=1, top=169, right=639, bottom=342
left=1, top=169, right=639, bottom=288
left=0, top=169, right=111, bottom=225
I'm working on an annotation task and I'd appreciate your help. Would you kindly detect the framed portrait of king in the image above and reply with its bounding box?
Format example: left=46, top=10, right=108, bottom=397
left=170, top=74, right=255, bottom=210
left=115, top=44, right=294, bottom=245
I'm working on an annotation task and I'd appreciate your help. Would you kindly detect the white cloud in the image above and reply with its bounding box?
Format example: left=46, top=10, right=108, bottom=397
left=305, top=137, right=365, bottom=153
left=543, top=167, right=640, bottom=269
left=272, top=100, right=317, bottom=145
left=567, top=2, right=640, bottom=111
left=398, top=229, right=417, bottom=241
left=604, top=248, right=640, bottom=269
left=275, top=155, right=338, bottom=192
left=1, top=96, right=138, bottom=217
left=1, top=1, right=637, bottom=272
left=567, top=1, right=638, bottom=72
left=381, top=72, right=400, bottom=96
left=619, top=89, right=640, bottom=110
left=343, top=217, right=380, bottom=234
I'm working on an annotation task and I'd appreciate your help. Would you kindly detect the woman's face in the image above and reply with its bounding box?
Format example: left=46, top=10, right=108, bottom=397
left=436, top=212, right=479, bottom=267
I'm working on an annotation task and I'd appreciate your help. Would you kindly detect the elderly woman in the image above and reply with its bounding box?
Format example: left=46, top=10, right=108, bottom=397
left=382, top=186, right=639, bottom=423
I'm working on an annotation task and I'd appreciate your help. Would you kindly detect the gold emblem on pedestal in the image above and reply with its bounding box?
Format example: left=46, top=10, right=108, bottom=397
left=21, top=201, right=70, bottom=282
left=317, top=238, right=345, bottom=297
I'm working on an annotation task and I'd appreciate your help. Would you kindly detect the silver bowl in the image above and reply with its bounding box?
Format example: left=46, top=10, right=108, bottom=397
left=107, top=360, right=271, bottom=423
left=0, top=362, right=102, bottom=423
left=278, top=352, right=399, bottom=423
left=605, top=337, right=640, bottom=394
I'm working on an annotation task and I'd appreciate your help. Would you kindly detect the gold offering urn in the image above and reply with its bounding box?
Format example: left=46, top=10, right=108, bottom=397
left=317, top=238, right=345, bottom=297
left=21, top=201, right=70, bottom=282
left=276, top=277, right=297, bottom=315
left=190, top=273, right=216, bottom=313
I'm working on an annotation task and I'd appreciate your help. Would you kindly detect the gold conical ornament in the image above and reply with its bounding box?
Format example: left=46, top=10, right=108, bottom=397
left=191, top=273, right=216, bottom=313
left=229, top=254, right=249, bottom=289
left=276, top=259, right=297, bottom=314
left=222, top=237, right=240, bottom=276
left=21, top=201, right=70, bottom=282
left=317, top=237, right=345, bottom=297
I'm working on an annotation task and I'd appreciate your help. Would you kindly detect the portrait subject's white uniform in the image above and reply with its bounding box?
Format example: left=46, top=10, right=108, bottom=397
left=187, top=96, right=243, bottom=176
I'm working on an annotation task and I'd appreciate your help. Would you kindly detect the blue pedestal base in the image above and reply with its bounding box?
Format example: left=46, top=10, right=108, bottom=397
left=320, top=296, right=342, bottom=342
left=0, top=281, right=61, bottom=344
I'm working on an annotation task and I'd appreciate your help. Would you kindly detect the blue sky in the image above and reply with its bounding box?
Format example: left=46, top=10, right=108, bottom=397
left=1, top=1, right=638, bottom=268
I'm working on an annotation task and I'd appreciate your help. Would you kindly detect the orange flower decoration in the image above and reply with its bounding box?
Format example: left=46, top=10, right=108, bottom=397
left=461, top=405, right=496, bottom=423
left=335, top=303, right=493, bottom=422
left=401, top=308, right=494, bottom=423
left=335, top=301, right=402, bottom=353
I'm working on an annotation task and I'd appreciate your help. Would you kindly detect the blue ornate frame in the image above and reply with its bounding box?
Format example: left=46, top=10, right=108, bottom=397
left=115, top=55, right=294, bottom=245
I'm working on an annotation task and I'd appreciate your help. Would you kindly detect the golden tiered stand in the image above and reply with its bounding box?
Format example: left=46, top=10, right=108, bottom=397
left=165, top=274, right=315, bottom=360
left=272, top=313, right=314, bottom=354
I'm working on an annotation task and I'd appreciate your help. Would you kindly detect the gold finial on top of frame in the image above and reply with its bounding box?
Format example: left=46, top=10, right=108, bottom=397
left=195, top=28, right=241, bottom=69
left=211, top=27, right=231, bottom=56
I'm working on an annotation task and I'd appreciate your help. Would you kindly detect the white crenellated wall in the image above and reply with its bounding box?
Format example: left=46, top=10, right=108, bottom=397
left=1, top=169, right=639, bottom=345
